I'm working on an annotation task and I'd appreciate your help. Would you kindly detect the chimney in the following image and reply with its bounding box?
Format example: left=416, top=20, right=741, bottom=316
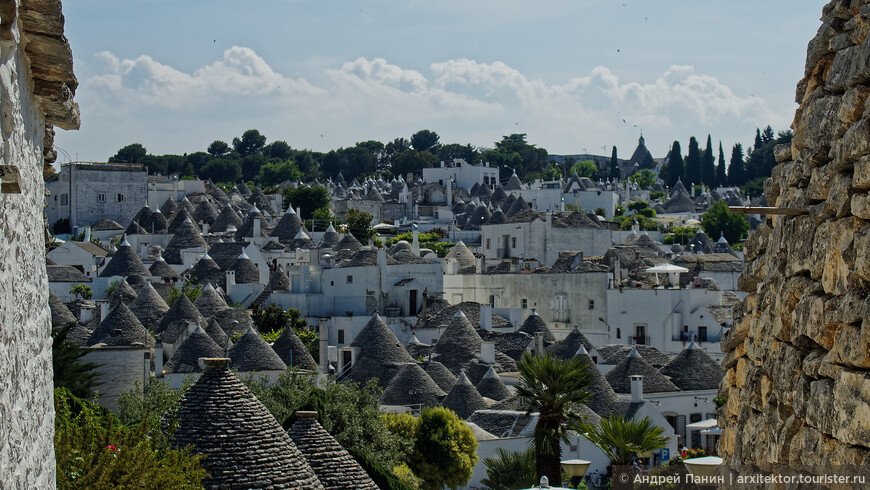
left=319, top=318, right=329, bottom=373
left=155, top=342, right=164, bottom=376
left=143, top=352, right=151, bottom=386
left=630, top=375, right=643, bottom=403
left=201, top=222, right=209, bottom=235
left=480, top=341, right=495, bottom=365
left=226, top=270, right=235, bottom=287
left=446, top=179, right=452, bottom=207
left=99, top=300, right=109, bottom=321
left=80, top=303, right=94, bottom=323
left=83, top=226, right=91, bottom=243
left=253, top=217, right=261, bottom=238
left=535, top=331, right=545, bottom=354
left=480, top=304, right=493, bottom=331
left=297, top=206, right=302, bottom=217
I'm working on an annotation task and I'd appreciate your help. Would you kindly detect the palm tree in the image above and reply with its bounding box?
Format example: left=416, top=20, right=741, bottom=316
left=480, top=447, right=537, bottom=490
left=514, top=352, right=592, bottom=486
left=578, top=414, right=670, bottom=466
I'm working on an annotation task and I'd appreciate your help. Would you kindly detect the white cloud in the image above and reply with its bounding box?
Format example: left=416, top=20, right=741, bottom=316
left=65, top=47, right=790, bottom=160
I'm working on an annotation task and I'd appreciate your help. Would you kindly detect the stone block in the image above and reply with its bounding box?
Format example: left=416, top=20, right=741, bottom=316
left=839, top=117, right=870, bottom=164
left=774, top=143, right=794, bottom=163
left=831, top=369, right=870, bottom=447
left=824, top=290, right=868, bottom=325
left=839, top=86, right=870, bottom=129
left=824, top=173, right=854, bottom=217
left=743, top=222, right=771, bottom=261
left=827, top=39, right=870, bottom=91
left=793, top=95, right=843, bottom=153
left=851, top=191, right=870, bottom=218
left=822, top=248, right=850, bottom=295
left=805, top=378, right=836, bottom=436
left=792, top=294, right=833, bottom=348
left=854, top=155, right=870, bottom=188
left=829, top=324, right=870, bottom=368
left=808, top=163, right=835, bottom=201
left=830, top=31, right=856, bottom=51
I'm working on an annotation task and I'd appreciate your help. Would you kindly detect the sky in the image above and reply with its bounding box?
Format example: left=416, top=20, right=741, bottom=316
left=54, top=1, right=825, bottom=164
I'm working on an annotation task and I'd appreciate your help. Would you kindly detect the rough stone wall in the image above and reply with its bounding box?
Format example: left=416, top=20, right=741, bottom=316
left=0, top=12, right=56, bottom=489
left=719, top=0, right=870, bottom=469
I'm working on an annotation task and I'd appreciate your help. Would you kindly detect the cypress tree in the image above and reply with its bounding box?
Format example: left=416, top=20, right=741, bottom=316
left=610, top=146, right=620, bottom=179
left=664, top=141, right=683, bottom=188
left=728, top=143, right=746, bottom=186
left=701, top=134, right=716, bottom=187
left=716, top=141, right=727, bottom=188
left=684, top=136, right=701, bottom=187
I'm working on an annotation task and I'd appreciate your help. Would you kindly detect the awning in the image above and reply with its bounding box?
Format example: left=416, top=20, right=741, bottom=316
left=686, top=418, right=718, bottom=430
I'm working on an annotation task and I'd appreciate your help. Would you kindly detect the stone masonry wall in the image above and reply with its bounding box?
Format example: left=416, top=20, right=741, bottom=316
left=0, top=9, right=56, bottom=488
left=719, top=0, right=870, bottom=469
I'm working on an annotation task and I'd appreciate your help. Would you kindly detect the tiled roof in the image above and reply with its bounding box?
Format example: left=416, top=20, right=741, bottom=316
left=90, top=218, right=125, bottom=231
left=72, top=241, right=109, bottom=257
left=287, top=412, right=378, bottom=490
left=49, top=289, right=77, bottom=325
left=171, top=359, right=323, bottom=489
left=47, top=265, right=91, bottom=283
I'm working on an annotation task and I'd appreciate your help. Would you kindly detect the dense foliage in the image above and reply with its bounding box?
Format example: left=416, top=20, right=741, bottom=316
left=384, top=230, right=456, bottom=257
left=383, top=407, right=478, bottom=490
left=578, top=414, right=669, bottom=466
left=481, top=447, right=537, bottom=490
left=700, top=200, right=750, bottom=244
left=55, top=387, right=206, bottom=489
left=251, top=304, right=318, bottom=360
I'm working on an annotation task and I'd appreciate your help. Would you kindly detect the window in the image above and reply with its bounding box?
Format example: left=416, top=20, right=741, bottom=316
left=511, top=237, right=517, bottom=248
left=698, top=326, right=708, bottom=342
left=485, top=238, right=491, bottom=249
left=521, top=298, right=528, bottom=309
left=554, top=294, right=567, bottom=322
left=338, top=329, right=345, bottom=344
left=60, top=194, right=68, bottom=206
left=616, top=328, right=621, bottom=339
left=330, top=281, right=334, bottom=286
left=97, top=193, right=106, bottom=203
left=489, top=295, right=495, bottom=307
left=588, top=299, right=595, bottom=310
left=117, top=193, right=125, bottom=202
left=346, top=275, right=353, bottom=284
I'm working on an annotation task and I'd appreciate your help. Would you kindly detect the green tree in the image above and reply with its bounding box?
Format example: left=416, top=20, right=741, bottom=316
left=481, top=447, right=537, bottom=490
left=629, top=169, right=656, bottom=189
left=701, top=135, right=716, bottom=187
left=258, top=160, right=302, bottom=186
left=246, top=375, right=410, bottom=469
left=716, top=142, right=727, bottom=188
left=481, top=134, right=548, bottom=179
left=391, top=150, right=436, bottom=178
left=346, top=208, right=375, bottom=242
left=727, top=143, right=746, bottom=186
left=117, top=378, right=188, bottom=429
left=663, top=225, right=700, bottom=245
left=52, top=323, right=100, bottom=399
left=684, top=136, right=701, bottom=187
left=283, top=186, right=330, bottom=219
left=109, top=143, right=147, bottom=164
left=410, top=130, right=440, bottom=152
left=54, top=388, right=207, bottom=488
left=514, top=352, right=592, bottom=486
left=570, top=160, right=599, bottom=178
left=435, top=143, right=477, bottom=164
left=69, top=284, right=92, bottom=301
left=700, top=200, right=749, bottom=244
left=663, top=141, right=683, bottom=188
left=578, top=414, right=669, bottom=466
left=207, top=140, right=231, bottom=157
left=384, top=407, right=478, bottom=490
left=199, top=158, right=242, bottom=184
left=232, top=129, right=267, bottom=157
left=264, top=140, right=294, bottom=160
left=165, top=281, right=202, bottom=306
left=610, top=145, right=620, bottom=179
left=241, top=153, right=267, bottom=182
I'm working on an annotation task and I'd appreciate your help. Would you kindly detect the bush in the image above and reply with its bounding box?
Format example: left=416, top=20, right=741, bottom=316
left=55, top=387, right=206, bottom=489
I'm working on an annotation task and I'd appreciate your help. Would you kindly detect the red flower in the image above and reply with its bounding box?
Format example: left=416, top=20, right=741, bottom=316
left=106, top=445, right=117, bottom=451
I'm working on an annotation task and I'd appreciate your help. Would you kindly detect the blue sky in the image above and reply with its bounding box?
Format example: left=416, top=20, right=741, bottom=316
left=54, top=1, right=824, bottom=164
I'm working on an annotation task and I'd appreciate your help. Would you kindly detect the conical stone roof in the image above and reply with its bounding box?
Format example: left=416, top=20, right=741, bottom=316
left=604, top=346, right=679, bottom=394
left=192, top=199, right=219, bottom=225
left=504, top=172, right=523, bottom=190
left=49, top=290, right=77, bottom=325
left=659, top=340, right=725, bottom=391
left=163, top=219, right=209, bottom=264
left=547, top=327, right=594, bottom=360
left=164, top=326, right=224, bottom=373
left=335, top=233, right=363, bottom=253
left=271, top=327, right=318, bottom=371
left=317, top=225, right=340, bottom=249
left=205, top=318, right=230, bottom=352
left=167, top=208, right=199, bottom=235
left=287, top=412, right=378, bottom=490
left=444, top=239, right=478, bottom=274
left=441, top=371, right=487, bottom=419
left=143, top=209, right=168, bottom=234
left=100, top=240, right=150, bottom=277
left=229, top=326, right=288, bottom=372
left=148, top=254, right=180, bottom=278
left=421, top=360, right=458, bottom=392
left=210, top=204, right=243, bottom=233
left=193, top=283, right=229, bottom=319
left=229, top=252, right=260, bottom=284
left=188, top=254, right=224, bottom=288
left=88, top=302, right=155, bottom=347
left=517, top=311, right=556, bottom=346
left=171, top=358, right=323, bottom=489
left=381, top=362, right=446, bottom=408
left=160, top=197, right=178, bottom=217
left=475, top=366, right=511, bottom=401
left=432, top=311, right=484, bottom=375
left=270, top=206, right=307, bottom=241
left=155, top=294, right=201, bottom=337
left=573, top=345, right=622, bottom=418
left=108, top=278, right=138, bottom=309
left=128, top=282, right=170, bottom=331
left=347, top=313, right=414, bottom=387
